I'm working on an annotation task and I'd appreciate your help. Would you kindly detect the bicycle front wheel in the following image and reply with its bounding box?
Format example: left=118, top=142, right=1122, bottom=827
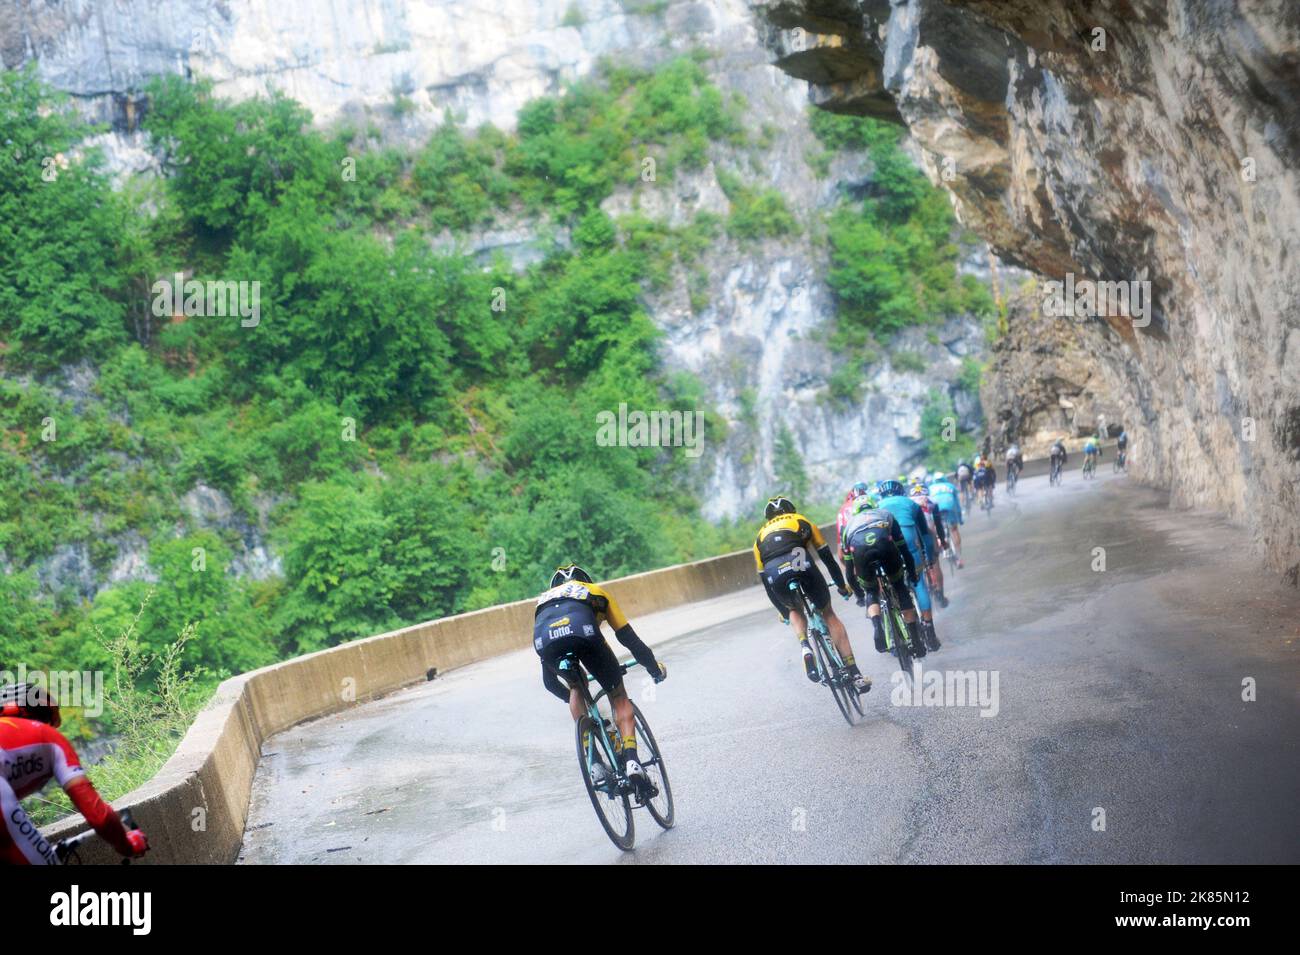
left=576, top=715, right=634, bottom=850
left=631, top=703, right=674, bottom=830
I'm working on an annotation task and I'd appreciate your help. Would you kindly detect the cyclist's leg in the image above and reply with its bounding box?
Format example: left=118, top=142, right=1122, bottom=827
left=852, top=549, right=888, bottom=651
left=802, top=568, right=847, bottom=654
left=941, top=507, right=962, bottom=557
left=538, top=632, right=589, bottom=722
left=909, top=544, right=933, bottom=620
left=579, top=638, right=638, bottom=760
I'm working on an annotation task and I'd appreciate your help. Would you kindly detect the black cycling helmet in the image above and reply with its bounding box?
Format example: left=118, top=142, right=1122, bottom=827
left=876, top=480, right=906, bottom=498
left=0, top=682, right=61, bottom=728
left=764, top=496, right=796, bottom=520
left=550, top=564, right=593, bottom=588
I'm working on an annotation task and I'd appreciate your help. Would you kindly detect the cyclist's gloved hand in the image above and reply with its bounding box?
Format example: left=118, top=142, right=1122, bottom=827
left=779, top=614, right=790, bottom=626
left=855, top=594, right=866, bottom=608
left=837, top=585, right=851, bottom=599
left=126, top=829, right=149, bottom=858
left=653, top=662, right=668, bottom=683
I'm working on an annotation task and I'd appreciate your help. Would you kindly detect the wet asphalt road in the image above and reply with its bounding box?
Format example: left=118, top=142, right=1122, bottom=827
left=240, top=466, right=1300, bottom=864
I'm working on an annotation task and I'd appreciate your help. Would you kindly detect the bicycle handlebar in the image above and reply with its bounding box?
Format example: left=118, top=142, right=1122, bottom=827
left=55, top=808, right=140, bottom=864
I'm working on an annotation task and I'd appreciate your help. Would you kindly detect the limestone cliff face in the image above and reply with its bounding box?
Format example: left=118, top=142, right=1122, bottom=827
left=5, top=0, right=994, bottom=534
left=759, top=0, right=1300, bottom=579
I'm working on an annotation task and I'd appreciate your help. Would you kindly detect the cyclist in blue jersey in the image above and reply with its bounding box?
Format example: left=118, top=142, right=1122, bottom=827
left=927, top=472, right=964, bottom=568
left=875, top=480, right=942, bottom=652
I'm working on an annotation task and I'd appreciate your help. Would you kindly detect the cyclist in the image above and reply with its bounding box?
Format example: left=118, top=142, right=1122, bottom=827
left=973, top=455, right=996, bottom=509
left=1, top=682, right=149, bottom=865
left=1049, top=438, right=1068, bottom=483
left=956, top=459, right=974, bottom=507
left=1004, top=441, right=1023, bottom=488
left=840, top=495, right=927, bottom=657
left=874, top=481, right=941, bottom=652
left=1083, top=435, right=1101, bottom=476
left=534, top=565, right=667, bottom=794
left=1116, top=429, right=1128, bottom=470
left=928, top=471, right=964, bottom=568
left=835, top=481, right=874, bottom=562
left=755, top=497, right=869, bottom=694
left=909, top=481, right=950, bottom=608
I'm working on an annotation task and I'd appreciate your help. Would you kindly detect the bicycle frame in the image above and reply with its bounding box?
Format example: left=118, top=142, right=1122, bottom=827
left=556, top=656, right=638, bottom=790
left=787, top=580, right=846, bottom=676
left=873, top=566, right=907, bottom=651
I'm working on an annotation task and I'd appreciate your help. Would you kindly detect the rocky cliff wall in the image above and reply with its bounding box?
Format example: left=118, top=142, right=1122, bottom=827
left=759, top=0, right=1300, bottom=579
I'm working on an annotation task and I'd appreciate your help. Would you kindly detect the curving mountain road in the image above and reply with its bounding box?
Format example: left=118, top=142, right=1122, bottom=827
left=239, top=466, right=1300, bottom=864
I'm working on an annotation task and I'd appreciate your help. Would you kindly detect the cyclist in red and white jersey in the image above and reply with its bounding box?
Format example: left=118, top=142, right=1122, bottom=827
left=0, top=682, right=148, bottom=865
left=836, top=482, right=875, bottom=561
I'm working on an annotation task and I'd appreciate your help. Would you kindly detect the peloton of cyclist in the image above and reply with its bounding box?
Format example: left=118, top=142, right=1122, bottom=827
left=840, top=495, right=927, bottom=657
left=534, top=565, right=667, bottom=794
left=1, top=683, right=150, bottom=865
left=755, top=497, right=870, bottom=694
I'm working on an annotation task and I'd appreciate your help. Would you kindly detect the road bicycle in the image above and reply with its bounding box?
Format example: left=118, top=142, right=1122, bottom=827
left=872, top=564, right=921, bottom=692
left=1005, top=461, right=1020, bottom=496
left=787, top=579, right=864, bottom=726
left=54, top=808, right=142, bottom=864
left=555, top=656, right=674, bottom=851
left=1049, top=455, right=1064, bottom=486
left=1082, top=454, right=1098, bottom=479
left=1114, top=448, right=1127, bottom=473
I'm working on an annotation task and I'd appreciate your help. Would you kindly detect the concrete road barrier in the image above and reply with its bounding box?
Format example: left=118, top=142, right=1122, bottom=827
left=44, top=542, right=771, bottom=863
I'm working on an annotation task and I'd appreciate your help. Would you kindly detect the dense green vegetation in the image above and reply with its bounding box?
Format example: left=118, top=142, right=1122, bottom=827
left=811, top=112, right=994, bottom=346
left=810, top=110, right=992, bottom=457
left=0, top=60, right=758, bottom=751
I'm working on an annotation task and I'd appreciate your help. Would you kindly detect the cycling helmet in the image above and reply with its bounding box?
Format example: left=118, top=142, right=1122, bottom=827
left=0, top=682, right=61, bottom=728
left=764, top=496, right=796, bottom=520
left=849, top=481, right=872, bottom=499
left=852, top=495, right=880, bottom=513
left=909, top=482, right=929, bottom=498
left=877, top=480, right=906, bottom=498
left=550, top=564, right=593, bottom=588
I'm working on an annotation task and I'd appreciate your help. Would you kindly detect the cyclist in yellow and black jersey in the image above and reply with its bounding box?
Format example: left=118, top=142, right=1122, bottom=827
left=754, top=497, right=870, bottom=694
left=534, top=565, right=666, bottom=793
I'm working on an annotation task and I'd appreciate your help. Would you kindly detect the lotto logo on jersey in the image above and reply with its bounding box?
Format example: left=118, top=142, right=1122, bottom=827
left=547, top=616, right=574, bottom=638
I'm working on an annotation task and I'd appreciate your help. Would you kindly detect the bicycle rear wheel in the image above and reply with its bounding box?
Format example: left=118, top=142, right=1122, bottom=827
left=576, top=715, right=634, bottom=850
left=810, top=628, right=856, bottom=725
left=631, top=703, right=674, bottom=830
left=879, top=585, right=915, bottom=691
